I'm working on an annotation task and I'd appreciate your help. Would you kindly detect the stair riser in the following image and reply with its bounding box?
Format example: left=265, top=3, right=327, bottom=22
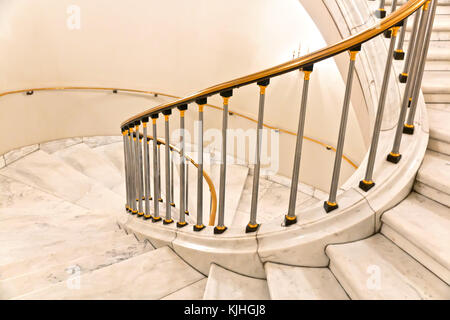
left=425, top=93, right=450, bottom=104
left=405, top=32, right=450, bottom=41
left=414, top=181, right=450, bottom=207
left=428, top=138, right=450, bottom=156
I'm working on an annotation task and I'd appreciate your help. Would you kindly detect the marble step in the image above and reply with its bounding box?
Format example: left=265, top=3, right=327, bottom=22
left=0, top=231, right=135, bottom=280
left=422, top=71, right=450, bottom=103
left=1, top=235, right=152, bottom=299
left=427, top=106, right=450, bottom=155
left=414, top=150, right=450, bottom=206
left=381, top=192, right=450, bottom=284
left=231, top=175, right=315, bottom=228
left=91, top=141, right=125, bottom=176
left=16, top=246, right=205, bottom=300
left=405, top=15, right=450, bottom=41
left=0, top=150, right=123, bottom=212
left=161, top=279, right=208, bottom=300
left=52, top=143, right=125, bottom=196
left=203, top=264, right=270, bottom=300
left=264, top=263, right=348, bottom=300
left=327, top=234, right=450, bottom=299
left=209, top=162, right=249, bottom=227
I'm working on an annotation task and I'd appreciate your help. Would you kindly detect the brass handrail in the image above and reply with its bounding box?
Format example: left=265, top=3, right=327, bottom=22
left=121, top=0, right=427, bottom=126
left=147, top=135, right=218, bottom=226
left=0, top=86, right=357, bottom=168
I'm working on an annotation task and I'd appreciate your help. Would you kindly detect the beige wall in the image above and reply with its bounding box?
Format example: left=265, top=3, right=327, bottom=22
left=0, top=0, right=368, bottom=190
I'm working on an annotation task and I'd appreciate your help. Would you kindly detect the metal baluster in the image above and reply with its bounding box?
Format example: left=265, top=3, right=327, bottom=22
left=360, top=25, right=401, bottom=192
left=195, top=98, right=207, bottom=231
left=246, top=79, right=270, bottom=232
left=394, top=18, right=407, bottom=61
left=162, top=110, right=174, bottom=224
left=383, top=0, right=398, bottom=38
left=285, top=65, right=313, bottom=226
left=387, top=3, right=430, bottom=164
left=136, top=121, right=144, bottom=217
left=375, top=0, right=386, bottom=19
left=399, top=10, right=422, bottom=83
left=142, top=119, right=152, bottom=219
left=177, top=104, right=188, bottom=228
left=151, top=115, right=162, bottom=222
left=405, top=0, right=437, bottom=134
left=325, top=46, right=361, bottom=213
left=185, top=160, right=189, bottom=216
left=132, top=125, right=139, bottom=215
left=214, top=90, right=233, bottom=233
left=122, top=127, right=130, bottom=212
left=170, top=148, right=175, bottom=208
left=128, top=127, right=137, bottom=215
left=157, top=143, right=162, bottom=203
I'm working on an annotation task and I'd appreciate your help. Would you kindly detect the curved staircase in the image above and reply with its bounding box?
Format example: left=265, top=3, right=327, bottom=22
left=1, top=0, right=449, bottom=300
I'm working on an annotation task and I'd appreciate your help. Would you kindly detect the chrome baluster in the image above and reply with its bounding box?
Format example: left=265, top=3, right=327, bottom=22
left=128, top=127, right=137, bottom=215
left=325, top=46, right=361, bottom=213
left=137, top=129, right=145, bottom=217
left=163, top=110, right=174, bottom=224
left=394, top=18, right=407, bottom=61
left=185, top=160, right=189, bottom=217
left=157, top=142, right=162, bottom=203
left=122, top=127, right=130, bottom=212
left=170, top=147, right=175, bottom=208
left=360, top=25, right=401, bottom=192
left=375, top=0, right=387, bottom=19
left=399, top=10, right=422, bottom=83
left=177, top=104, right=188, bottom=228
left=388, top=3, right=430, bottom=164
left=142, top=118, right=152, bottom=219
left=131, top=125, right=139, bottom=215
left=151, top=115, right=162, bottom=222
left=383, top=0, right=398, bottom=38
left=405, top=0, right=437, bottom=134
left=214, top=91, right=233, bottom=233
left=246, top=79, right=270, bottom=233
left=195, top=98, right=207, bottom=231
left=285, top=65, right=313, bottom=226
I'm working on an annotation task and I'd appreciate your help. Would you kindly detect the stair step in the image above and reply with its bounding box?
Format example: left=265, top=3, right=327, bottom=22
left=161, top=278, right=207, bottom=300
left=381, top=192, right=450, bottom=284
left=427, top=106, right=450, bottom=155
left=414, top=150, right=450, bottom=206
left=264, top=263, right=348, bottom=300
left=53, top=143, right=124, bottom=196
left=91, top=141, right=125, bottom=176
left=1, top=235, right=152, bottom=299
left=203, top=264, right=270, bottom=300
left=0, top=150, right=123, bottom=211
left=210, top=163, right=249, bottom=226
left=16, top=246, right=205, bottom=299
left=0, top=232, right=135, bottom=280
left=327, top=234, right=450, bottom=299
left=422, top=71, right=450, bottom=104
left=232, top=175, right=315, bottom=227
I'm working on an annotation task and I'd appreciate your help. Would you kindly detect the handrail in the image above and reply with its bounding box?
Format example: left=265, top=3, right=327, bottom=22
left=0, top=86, right=357, bottom=168
left=148, top=135, right=218, bottom=226
left=121, top=0, right=427, bottom=126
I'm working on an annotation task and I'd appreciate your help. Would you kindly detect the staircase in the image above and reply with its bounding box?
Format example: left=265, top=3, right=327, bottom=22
left=0, top=0, right=449, bottom=300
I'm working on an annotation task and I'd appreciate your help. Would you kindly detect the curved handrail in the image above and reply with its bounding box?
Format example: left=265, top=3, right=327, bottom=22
left=0, top=86, right=357, bottom=168
left=121, top=0, right=427, bottom=126
left=148, top=135, right=218, bottom=226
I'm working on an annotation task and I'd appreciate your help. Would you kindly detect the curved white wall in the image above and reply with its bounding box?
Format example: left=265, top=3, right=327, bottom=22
left=0, top=0, right=369, bottom=190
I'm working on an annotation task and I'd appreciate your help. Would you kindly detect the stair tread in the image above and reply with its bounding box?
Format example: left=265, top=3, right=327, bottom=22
left=0, top=232, right=135, bottom=280
left=327, top=234, right=450, bottom=299
left=92, top=141, right=125, bottom=176
left=203, top=264, right=270, bottom=300
left=0, top=150, right=123, bottom=211
left=422, top=71, right=450, bottom=94
left=415, top=150, right=450, bottom=204
left=381, top=192, right=450, bottom=282
left=16, top=246, right=204, bottom=300
left=210, top=163, right=249, bottom=226
left=161, top=278, right=207, bottom=300
left=53, top=143, right=124, bottom=195
left=427, top=107, right=450, bottom=143
left=265, top=263, right=348, bottom=300
left=1, top=235, right=152, bottom=299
